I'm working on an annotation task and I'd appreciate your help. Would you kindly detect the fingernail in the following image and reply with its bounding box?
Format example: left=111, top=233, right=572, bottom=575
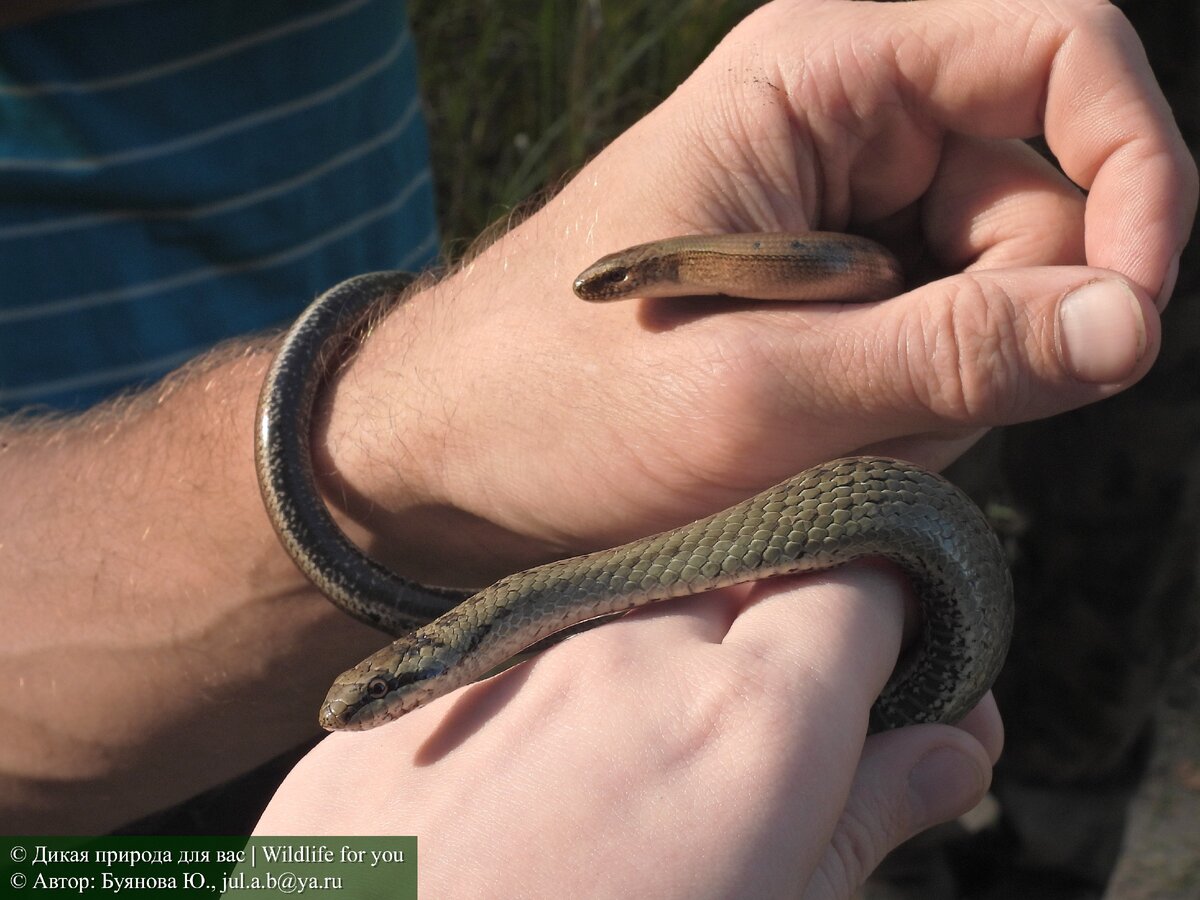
left=908, top=747, right=988, bottom=830
left=1157, top=253, right=1180, bottom=310
left=1057, top=280, right=1147, bottom=384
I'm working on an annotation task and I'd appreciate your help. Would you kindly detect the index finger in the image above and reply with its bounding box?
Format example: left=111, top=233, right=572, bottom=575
left=893, top=0, right=1196, bottom=303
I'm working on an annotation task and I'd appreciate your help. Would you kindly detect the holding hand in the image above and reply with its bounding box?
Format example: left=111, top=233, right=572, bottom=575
left=323, top=0, right=1193, bottom=592
left=258, top=570, right=1003, bottom=897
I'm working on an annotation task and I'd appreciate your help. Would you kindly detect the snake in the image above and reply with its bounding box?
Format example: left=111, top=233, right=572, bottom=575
left=255, top=232, right=1013, bottom=733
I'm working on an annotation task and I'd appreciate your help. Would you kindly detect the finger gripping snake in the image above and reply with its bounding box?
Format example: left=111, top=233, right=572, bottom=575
left=255, top=232, right=1013, bottom=732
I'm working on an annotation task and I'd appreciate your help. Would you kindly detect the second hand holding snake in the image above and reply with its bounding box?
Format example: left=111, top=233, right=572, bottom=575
left=255, top=232, right=1013, bottom=733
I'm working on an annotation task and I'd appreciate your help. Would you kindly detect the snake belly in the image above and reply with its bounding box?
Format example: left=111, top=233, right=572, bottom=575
left=254, top=232, right=1013, bottom=733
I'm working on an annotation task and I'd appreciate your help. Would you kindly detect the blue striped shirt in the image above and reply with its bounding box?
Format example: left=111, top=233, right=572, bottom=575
left=0, top=0, right=438, bottom=412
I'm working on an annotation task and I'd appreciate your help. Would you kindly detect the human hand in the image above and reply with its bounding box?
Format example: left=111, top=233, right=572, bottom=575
left=322, top=0, right=1194, bottom=588
left=256, top=567, right=1002, bottom=898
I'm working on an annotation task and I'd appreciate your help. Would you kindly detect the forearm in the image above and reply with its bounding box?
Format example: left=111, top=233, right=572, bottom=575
left=0, top=193, right=627, bottom=833
left=0, top=341, right=387, bottom=833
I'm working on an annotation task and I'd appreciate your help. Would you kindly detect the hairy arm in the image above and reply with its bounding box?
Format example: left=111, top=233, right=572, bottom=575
left=0, top=342, right=394, bottom=832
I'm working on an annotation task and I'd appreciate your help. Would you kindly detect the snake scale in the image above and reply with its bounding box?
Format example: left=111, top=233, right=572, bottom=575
left=255, top=232, right=1013, bottom=732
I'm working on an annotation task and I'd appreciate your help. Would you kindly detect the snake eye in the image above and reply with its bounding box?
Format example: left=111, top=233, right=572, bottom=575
left=604, top=266, right=630, bottom=285
left=365, top=676, right=390, bottom=700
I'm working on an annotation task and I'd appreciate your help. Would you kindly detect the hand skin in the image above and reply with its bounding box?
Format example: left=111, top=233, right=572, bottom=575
left=320, top=0, right=1192, bottom=591
left=0, top=0, right=1193, bottom=852
left=256, top=569, right=1004, bottom=899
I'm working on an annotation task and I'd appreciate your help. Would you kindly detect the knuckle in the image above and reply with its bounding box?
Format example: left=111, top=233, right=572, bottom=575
left=826, top=802, right=900, bottom=891
left=906, top=275, right=1027, bottom=424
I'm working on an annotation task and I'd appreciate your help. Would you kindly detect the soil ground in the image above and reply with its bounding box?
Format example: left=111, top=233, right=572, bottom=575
left=1108, top=659, right=1200, bottom=899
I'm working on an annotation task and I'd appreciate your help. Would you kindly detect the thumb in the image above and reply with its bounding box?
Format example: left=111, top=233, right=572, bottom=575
left=801, top=718, right=998, bottom=900
left=913, top=268, right=1157, bottom=396
left=814, top=267, right=1160, bottom=453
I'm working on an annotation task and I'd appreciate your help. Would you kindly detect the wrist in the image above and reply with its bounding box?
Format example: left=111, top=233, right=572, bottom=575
left=310, top=136, right=695, bottom=587
left=311, top=269, right=544, bottom=589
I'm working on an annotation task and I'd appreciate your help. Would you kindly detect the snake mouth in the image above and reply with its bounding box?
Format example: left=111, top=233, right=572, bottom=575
left=319, top=697, right=353, bottom=731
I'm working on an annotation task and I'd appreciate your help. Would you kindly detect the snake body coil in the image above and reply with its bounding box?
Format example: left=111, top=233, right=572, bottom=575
left=255, top=233, right=1013, bottom=732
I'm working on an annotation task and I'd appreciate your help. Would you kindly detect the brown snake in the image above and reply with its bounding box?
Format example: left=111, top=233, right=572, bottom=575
left=255, top=232, right=1013, bottom=732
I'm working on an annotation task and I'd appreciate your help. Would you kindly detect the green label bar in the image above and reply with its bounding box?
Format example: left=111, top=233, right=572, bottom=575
left=1, top=837, right=416, bottom=898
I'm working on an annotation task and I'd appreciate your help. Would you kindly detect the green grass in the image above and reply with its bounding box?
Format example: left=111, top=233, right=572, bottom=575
left=409, top=0, right=759, bottom=250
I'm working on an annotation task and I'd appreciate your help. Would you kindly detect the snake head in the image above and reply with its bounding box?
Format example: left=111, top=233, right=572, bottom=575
left=318, top=670, right=390, bottom=731
left=573, top=259, right=635, bottom=301
left=319, top=643, right=455, bottom=731
left=572, top=239, right=691, bottom=300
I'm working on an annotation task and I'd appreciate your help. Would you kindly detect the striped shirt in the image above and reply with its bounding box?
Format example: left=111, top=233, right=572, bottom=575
left=0, top=0, right=438, bottom=412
